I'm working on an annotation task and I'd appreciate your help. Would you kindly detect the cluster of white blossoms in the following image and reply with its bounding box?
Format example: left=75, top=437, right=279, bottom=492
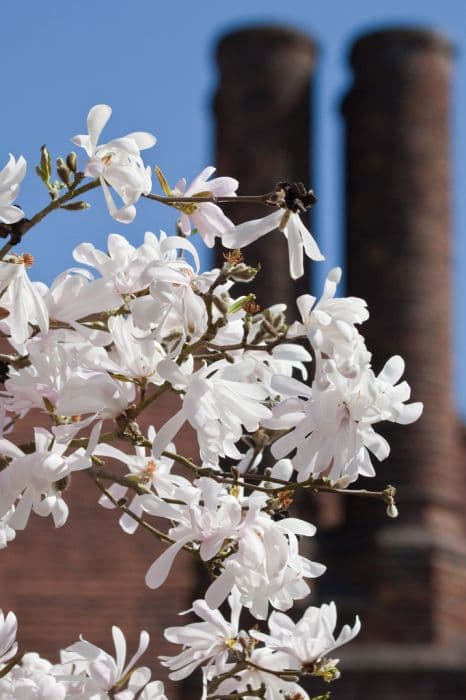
left=0, top=105, right=422, bottom=699
left=0, top=609, right=166, bottom=699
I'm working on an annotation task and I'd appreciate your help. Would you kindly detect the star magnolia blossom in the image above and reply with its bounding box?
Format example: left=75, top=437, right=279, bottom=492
left=72, top=104, right=156, bottom=223
left=267, top=357, right=423, bottom=484
left=61, top=626, right=150, bottom=696
left=0, top=257, right=49, bottom=345
left=251, top=602, right=361, bottom=672
left=289, top=266, right=370, bottom=376
left=0, top=425, right=98, bottom=530
left=223, top=207, right=324, bottom=279
left=153, top=357, right=272, bottom=466
left=0, top=154, right=26, bottom=224
left=0, top=612, right=167, bottom=700
left=156, top=165, right=238, bottom=247
left=160, top=588, right=243, bottom=682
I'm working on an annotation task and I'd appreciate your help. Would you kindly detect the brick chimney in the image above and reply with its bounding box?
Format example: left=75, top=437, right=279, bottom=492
left=213, top=26, right=317, bottom=311
left=322, top=28, right=466, bottom=700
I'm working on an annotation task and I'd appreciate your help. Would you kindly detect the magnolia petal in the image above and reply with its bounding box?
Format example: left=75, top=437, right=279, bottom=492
left=222, top=210, right=282, bottom=248
left=145, top=537, right=190, bottom=589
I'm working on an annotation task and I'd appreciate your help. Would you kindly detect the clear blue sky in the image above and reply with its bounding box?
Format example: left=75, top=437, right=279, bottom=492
left=2, top=1, right=465, bottom=414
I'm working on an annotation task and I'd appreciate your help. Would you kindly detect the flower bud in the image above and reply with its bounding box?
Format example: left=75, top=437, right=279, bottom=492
left=56, top=157, right=72, bottom=187
left=60, top=201, right=90, bottom=211
left=66, top=151, right=78, bottom=172
left=386, top=502, right=399, bottom=518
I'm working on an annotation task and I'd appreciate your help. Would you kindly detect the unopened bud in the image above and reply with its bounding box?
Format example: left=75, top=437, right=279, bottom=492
left=56, top=157, right=72, bottom=187
left=60, top=201, right=90, bottom=211
left=66, top=151, right=78, bottom=172
left=37, top=144, right=52, bottom=186
left=386, top=502, right=399, bottom=518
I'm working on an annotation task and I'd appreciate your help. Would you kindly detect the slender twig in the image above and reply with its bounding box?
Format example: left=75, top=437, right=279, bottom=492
left=0, top=179, right=100, bottom=259
left=144, top=192, right=274, bottom=206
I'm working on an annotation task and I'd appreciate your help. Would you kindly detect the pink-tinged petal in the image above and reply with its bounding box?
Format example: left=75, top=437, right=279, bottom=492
left=206, top=176, right=239, bottom=196
left=125, top=132, right=157, bottom=150
left=87, top=104, right=112, bottom=149
left=186, top=166, right=216, bottom=194
left=145, top=537, right=191, bottom=589
left=271, top=374, right=312, bottom=398
left=222, top=209, right=282, bottom=248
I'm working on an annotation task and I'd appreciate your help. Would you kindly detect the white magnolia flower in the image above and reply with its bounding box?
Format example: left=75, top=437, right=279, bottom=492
left=72, top=104, right=156, bottom=223
left=61, top=626, right=149, bottom=696
left=153, top=357, right=272, bottom=466
left=267, top=357, right=423, bottom=484
left=204, top=496, right=325, bottom=619
left=44, top=268, right=122, bottom=329
left=251, top=601, right=360, bottom=672
left=0, top=154, right=26, bottom=224
left=145, top=478, right=324, bottom=620
left=0, top=652, right=67, bottom=700
left=156, top=166, right=238, bottom=247
left=0, top=257, right=49, bottom=344
left=160, top=588, right=243, bottom=682
left=223, top=207, right=324, bottom=279
left=73, top=231, right=198, bottom=295
left=290, top=267, right=370, bottom=375
left=105, top=315, right=166, bottom=384
left=0, top=426, right=96, bottom=529
left=97, top=426, right=193, bottom=534
left=0, top=609, right=18, bottom=665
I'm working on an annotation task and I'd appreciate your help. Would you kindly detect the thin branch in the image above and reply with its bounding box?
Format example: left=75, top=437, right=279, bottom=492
left=144, top=192, right=274, bottom=206
left=0, top=179, right=100, bottom=259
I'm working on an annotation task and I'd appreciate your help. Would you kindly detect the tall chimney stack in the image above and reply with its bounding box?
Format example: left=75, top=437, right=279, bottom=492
left=214, top=26, right=317, bottom=310
left=321, top=28, right=466, bottom=700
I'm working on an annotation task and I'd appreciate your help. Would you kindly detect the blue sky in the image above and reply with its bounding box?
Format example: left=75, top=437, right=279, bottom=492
left=2, top=0, right=465, bottom=413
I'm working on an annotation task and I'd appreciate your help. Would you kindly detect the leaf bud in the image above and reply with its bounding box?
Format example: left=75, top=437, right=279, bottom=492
left=230, top=263, right=260, bottom=282
left=37, top=145, right=52, bottom=186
